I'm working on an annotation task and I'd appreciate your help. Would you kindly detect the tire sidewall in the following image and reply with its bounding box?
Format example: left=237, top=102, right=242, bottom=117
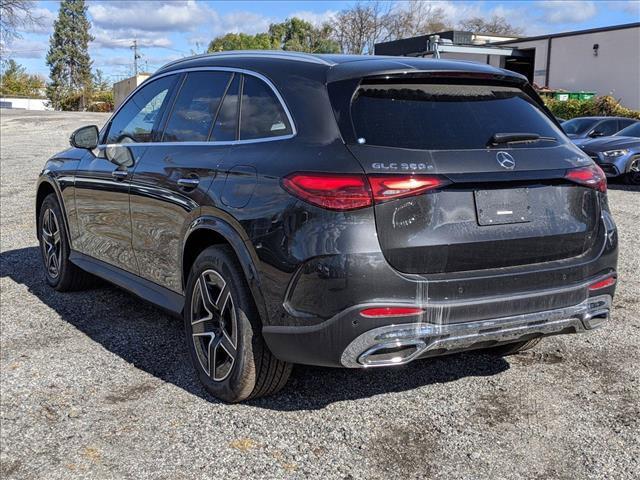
left=183, top=247, right=257, bottom=402
left=625, top=156, right=640, bottom=185
left=38, top=194, right=71, bottom=289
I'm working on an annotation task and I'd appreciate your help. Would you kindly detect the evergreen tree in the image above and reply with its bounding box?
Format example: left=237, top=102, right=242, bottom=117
left=46, top=0, right=93, bottom=110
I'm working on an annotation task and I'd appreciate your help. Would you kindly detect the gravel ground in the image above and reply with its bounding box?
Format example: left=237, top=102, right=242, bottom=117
left=1, top=109, right=639, bottom=479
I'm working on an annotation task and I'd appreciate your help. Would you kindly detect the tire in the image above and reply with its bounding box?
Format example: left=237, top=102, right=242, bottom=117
left=484, top=338, right=542, bottom=356
left=624, top=156, right=640, bottom=185
left=37, top=193, right=96, bottom=291
left=184, top=245, right=292, bottom=402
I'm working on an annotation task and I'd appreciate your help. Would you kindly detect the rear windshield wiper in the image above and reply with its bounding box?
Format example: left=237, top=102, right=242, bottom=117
left=488, top=132, right=557, bottom=146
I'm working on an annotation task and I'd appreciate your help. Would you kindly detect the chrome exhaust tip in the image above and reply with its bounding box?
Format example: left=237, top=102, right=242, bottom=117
left=358, top=340, right=426, bottom=367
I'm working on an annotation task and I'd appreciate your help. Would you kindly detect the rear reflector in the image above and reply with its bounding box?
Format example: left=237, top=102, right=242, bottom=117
left=282, top=173, right=448, bottom=211
left=565, top=164, right=607, bottom=193
left=368, top=175, right=449, bottom=203
left=588, top=275, right=616, bottom=291
left=360, top=307, right=424, bottom=318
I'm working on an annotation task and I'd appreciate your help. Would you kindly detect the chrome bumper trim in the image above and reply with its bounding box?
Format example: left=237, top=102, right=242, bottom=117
left=341, top=295, right=612, bottom=368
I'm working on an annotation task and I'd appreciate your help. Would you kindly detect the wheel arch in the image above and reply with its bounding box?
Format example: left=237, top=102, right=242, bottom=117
left=35, top=178, right=72, bottom=242
left=182, top=217, right=270, bottom=326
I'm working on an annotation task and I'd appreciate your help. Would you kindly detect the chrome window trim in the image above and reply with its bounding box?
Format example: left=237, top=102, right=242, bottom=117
left=101, top=66, right=297, bottom=147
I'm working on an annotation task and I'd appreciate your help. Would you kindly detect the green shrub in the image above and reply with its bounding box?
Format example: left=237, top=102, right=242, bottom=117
left=543, top=95, right=640, bottom=120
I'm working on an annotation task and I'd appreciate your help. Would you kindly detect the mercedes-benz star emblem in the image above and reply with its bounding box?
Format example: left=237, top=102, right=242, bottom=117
left=496, top=151, right=516, bottom=170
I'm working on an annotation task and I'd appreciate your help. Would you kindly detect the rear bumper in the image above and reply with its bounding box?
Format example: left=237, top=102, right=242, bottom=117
left=263, top=274, right=616, bottom=367
left=341, top=294, right=611, bottom=368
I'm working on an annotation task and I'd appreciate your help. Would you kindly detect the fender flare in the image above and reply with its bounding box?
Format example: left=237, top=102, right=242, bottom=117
left=183, top=215, right=271, bottom=326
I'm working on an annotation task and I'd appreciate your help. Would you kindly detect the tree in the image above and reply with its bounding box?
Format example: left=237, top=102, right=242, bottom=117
left=0, top=0, right=41, bottom=57
left=330, top=1, right=452, bottom=54
left=46, top=0, right=93, bottom=110
left=0, top=59, right=45, bottom=97
left=459, top=15, right=523, bottom=36
left=268, top=17, right=340, bottom=53
left=331, top=2, right=389, bottom=55
left=207, top=32, right=273, bottom=53
left=93, top=69, right=110, bottom=92
left=384, top=1, right=451, bottom=40
left=207, top=17, right=339, bottom=54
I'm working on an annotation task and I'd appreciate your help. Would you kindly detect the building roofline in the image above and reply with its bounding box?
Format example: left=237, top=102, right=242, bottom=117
left=491, top=22, right=640, bottom=45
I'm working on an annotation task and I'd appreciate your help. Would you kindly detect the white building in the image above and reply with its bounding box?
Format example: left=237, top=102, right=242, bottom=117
left=0, top=97, right=52, bottom=110
left=375, top=23, right=640, bottom=109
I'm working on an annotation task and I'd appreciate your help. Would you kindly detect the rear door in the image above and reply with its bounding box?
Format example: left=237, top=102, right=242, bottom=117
left=129, top=70, right=235, bottom=293
left=344, top=78, right=601, bottom=274
left=74, top=74, right=177, bottom=273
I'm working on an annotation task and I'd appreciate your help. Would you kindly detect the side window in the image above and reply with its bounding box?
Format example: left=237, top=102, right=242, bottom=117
left=106, top=75, right=176, bottom=144
left=162, top=71, right=232, bottom=142
left=619, top=119, right=635, bottom=130
left=210, top=74, right=240, bottom=142
left=596, top=119, right=619, bottom=136
left=239, top=75, right=292, bottom=140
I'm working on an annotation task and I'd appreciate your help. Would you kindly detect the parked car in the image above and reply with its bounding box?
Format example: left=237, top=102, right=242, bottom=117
left=577, top=121, right=640, bottom=184
left=36, top=52, right=618, bottom=402
left=561, top=116, right=636, bottom=140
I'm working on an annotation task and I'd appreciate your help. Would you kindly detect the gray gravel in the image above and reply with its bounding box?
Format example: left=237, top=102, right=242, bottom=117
left=1, top=109, right=639, bottom=479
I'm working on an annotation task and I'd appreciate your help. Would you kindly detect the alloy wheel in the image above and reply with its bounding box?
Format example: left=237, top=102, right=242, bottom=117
left=628, top=157, right=640, bottom=184
left=190, top=269, right=238, bottom=382
left=41, top=208, right=62, bottom=279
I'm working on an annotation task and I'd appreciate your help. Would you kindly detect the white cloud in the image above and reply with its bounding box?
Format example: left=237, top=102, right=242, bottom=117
left=608, top=1, right=640, bottom=16
left=15, top=7, right=56, bottom=35
left=537, top=1, right=598, bottom=24
left=3, top=38, right=48, bottom=59
left=289, top=9, right=338, bottom=26
left=88, top=0, right=214, bottom=32
left=91, top=27, right=173, bottom=49
left=215, top=11, right=272, bottom=35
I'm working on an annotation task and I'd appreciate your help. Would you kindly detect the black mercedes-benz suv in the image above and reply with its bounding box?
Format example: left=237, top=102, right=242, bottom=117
left=36, top=51, right=618, bottom=402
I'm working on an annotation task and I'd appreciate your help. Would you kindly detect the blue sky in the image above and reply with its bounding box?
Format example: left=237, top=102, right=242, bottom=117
left=6, top=0, right=640, bottom=81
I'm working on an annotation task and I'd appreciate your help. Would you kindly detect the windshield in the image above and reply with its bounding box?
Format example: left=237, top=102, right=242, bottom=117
left=561, top=118, right=599, bottom=135
left=350, top=82, right=561, bottom=150
left=614, top=122, right=640, bottom=137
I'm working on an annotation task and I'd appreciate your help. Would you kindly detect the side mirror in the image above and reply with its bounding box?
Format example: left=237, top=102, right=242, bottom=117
left=589, top=130, right=604, bottom=138
left=70, top=125, right=99, bottom=149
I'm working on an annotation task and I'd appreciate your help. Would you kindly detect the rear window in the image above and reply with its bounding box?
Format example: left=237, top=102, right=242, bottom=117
left=351, top=82, right=561, bottom=150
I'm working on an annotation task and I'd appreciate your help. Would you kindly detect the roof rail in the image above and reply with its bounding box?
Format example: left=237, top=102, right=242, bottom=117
left=160, top=50, right=335, bottom=70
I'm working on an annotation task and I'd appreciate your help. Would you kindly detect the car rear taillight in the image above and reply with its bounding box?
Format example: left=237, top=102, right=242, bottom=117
left=565, top=164, right=607, bottom=193
left=281, top=173, right=372, bottom=211
left=368, top=175, right=450, bottom=203
left=588, top=275, right=616, bottom=291
left=282, top=173, right=448, bottom=211
left=360, top=307, right=424, bottom=318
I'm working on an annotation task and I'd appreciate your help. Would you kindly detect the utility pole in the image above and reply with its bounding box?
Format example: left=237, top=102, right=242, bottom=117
left=130, top=39, right=141, bottom=76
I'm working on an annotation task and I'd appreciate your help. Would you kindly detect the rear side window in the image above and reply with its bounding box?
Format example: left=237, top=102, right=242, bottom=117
left=240, top=75, right=292, bottom=140
left=163, top=71, right=232, bottom=142
left=351, top=82, right=561, bottom=150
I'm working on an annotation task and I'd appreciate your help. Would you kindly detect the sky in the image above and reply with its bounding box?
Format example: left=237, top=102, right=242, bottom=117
left=5, top=0, right=640, bottom=81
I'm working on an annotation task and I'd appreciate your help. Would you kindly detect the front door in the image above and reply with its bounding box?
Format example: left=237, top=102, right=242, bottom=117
left=73, top=74, right=178, bottom=273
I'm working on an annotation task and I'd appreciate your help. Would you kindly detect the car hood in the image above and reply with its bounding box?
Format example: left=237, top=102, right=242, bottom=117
left=578, top=136, right=640, bottom=152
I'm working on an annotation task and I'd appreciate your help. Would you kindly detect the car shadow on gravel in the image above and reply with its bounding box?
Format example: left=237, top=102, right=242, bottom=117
left=1, top=247, right=510, bottom=410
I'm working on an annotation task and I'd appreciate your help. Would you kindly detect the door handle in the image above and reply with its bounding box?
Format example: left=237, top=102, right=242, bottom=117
left=111, top=170, right=128, bottom=180
left=177, top=177, right=200, bottom=189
